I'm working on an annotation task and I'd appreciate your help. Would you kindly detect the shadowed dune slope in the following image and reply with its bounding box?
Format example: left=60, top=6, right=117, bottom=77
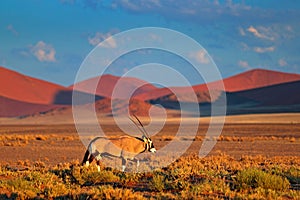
left=0, top=95, right=63, bottom=117
left=231, top=80, right=300, bottom=106
left=140, top=68, right=300, bottom=102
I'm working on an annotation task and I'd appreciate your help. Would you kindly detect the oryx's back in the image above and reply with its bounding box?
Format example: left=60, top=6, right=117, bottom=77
left=112, top=136, right=145, bottom=153
left=90, top=136, right=145, bottom=155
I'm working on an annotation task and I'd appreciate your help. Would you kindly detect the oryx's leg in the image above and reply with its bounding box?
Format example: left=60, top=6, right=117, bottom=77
left=87, top=154, right=95, bottom=166
left=121, top=157, right=127, bottom=172
left=136, top=159, right=140, bottom=173
left=82, top=150, right=90, bottom=166
left=95, top=154, right=102, bottom=172
left=85, top=160, right=90, bottom=167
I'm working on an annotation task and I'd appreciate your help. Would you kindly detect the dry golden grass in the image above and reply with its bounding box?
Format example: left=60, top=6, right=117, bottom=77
left=0, top=154, right=299, bottom=199
left=0, top=133, right=79, bottom=147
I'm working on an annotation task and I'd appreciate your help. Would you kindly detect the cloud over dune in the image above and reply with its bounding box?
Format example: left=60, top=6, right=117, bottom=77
left=88, top=32, right=117, bottom=48
left=246, top=26, right=276, bottom=41
left=190, top=50, right=210, bottom=64
left=279, top=58, right=288, bottom=67
left=238, top=60, right=251, bottom=69
left=30, top=41, right=56, bottom=62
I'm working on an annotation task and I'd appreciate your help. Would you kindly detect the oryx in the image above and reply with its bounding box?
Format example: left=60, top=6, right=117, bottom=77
left=82, top=115, right=156, bottom=172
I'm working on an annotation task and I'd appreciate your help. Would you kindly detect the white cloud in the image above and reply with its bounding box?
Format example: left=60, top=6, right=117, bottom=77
left=6, top=24, right=18, bottom=36
left=30, top=41, right=56, bottom=62
left=278, top=58, right=288, bottom=67
left=247, top=26, right=276, bottom=41
left=253, top=46, right=275, bottom=53
left=190, top=50, right=210, bottom=64
left=238, top=60, right=251, bottom=69
left=88, top=32, right=117, bottom=48
left=247, top=26, right=264, bottom=39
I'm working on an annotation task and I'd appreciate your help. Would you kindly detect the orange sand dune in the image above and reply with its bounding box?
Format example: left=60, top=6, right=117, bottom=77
left=216, top=68, right=300, bottom=92
left=0, top=66, right=68, bottom=104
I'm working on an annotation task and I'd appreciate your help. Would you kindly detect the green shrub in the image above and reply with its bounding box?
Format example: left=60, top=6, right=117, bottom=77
left=72, top=165, right=119, bottom=185
left=4, top=177, right=38, bottom=198
left=150, top=170, right=190, bottom=192
left=118, top=172, right=142, bottom=186
left=151, top=173, right=166, bottom=192
left=235, top=168, right=290, bottom=191
left=283, top=166, right=300, bottom=189
left=94, top=185, right=145, bottom=200
left=1, top=171, right=69, bottom=198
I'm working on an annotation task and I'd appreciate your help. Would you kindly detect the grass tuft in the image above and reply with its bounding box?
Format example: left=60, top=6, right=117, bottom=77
left=234, top=168, right=290, bottom=191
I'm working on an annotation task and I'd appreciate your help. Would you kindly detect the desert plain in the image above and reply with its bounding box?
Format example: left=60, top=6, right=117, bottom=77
left=0, top=113, right=300, bottom=199
left=0, top=113, right=299, bottom=166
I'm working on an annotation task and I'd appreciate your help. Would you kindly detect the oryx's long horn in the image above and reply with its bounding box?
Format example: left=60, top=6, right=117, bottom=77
left=128, top=116, right=147, bottom=137
left=132, top=114, right=150, bottom=138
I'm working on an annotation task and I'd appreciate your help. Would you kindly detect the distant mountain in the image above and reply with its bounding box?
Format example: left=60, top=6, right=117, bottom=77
left=70, top=74, right=157, bottom=99
left=1, top=66, right=300, bottom=118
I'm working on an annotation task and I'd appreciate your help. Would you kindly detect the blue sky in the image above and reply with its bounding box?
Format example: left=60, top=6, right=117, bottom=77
left=1, top=0, right=300, bottom=86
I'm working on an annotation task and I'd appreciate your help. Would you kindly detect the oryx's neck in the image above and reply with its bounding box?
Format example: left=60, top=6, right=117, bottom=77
left=141, top=139, right=150, bottom=153
left=134, top=136, right=150, bottom=153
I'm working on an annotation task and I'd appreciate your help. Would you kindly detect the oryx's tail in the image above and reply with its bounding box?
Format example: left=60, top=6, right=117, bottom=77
left=81, top=137, right=103, bottom=165
left=82, top=149, right=90, bottom=165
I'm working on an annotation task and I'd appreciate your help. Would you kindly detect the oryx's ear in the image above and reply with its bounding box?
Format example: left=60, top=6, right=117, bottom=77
left=143, top=136, right=148, bottom=142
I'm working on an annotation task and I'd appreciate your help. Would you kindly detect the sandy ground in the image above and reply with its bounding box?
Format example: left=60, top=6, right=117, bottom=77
left=0, top=113, right=299, bottom=167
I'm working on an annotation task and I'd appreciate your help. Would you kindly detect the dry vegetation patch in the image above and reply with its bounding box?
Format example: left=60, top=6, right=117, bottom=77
left=0, top=154, right=299, bottom=199
left=0, top=133, right=79, bottom=147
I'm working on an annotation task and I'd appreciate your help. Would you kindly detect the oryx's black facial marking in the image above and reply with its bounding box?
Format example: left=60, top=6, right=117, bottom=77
left=147, top=138, right=156, bottom=153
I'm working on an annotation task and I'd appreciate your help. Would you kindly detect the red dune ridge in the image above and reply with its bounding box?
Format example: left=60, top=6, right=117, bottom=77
left=217, top=68, right=300, bottom=92
left=0, top=66, right=68, bottom=105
